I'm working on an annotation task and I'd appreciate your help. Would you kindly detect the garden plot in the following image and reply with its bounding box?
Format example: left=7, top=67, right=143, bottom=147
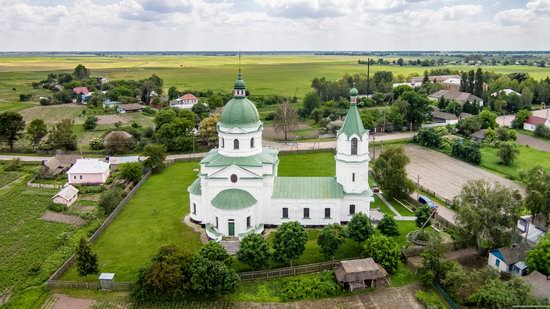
left=40, top=211, right=86, bottom=227
left=96, top=114, right=128, bottom=125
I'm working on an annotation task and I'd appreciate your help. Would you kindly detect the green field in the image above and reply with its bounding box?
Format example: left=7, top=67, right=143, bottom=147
left=480, top=144, right=550, bottom=180
left=2, top=55, right=550, bottom=113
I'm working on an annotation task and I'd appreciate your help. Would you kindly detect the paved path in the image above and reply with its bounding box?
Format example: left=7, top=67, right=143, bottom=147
left=376, top=193, right=416, bottom=221
left=517, top=133, right=550, bottom=152
left=404, top=144, right=525, bottom=201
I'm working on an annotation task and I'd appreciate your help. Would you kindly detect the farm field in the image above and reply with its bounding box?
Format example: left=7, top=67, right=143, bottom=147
left=480, top=144, right=550, bottom=180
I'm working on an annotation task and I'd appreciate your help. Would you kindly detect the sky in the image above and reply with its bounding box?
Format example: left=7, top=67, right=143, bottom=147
left=1, top=0, right=549, bottom=51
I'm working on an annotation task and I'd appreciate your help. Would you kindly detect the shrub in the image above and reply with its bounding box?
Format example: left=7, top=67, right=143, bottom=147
left=363, top=234, right=400, bottom=274
left=19, top=94, right=32, bottom=101
left=142, top=106, right=157, bottom=116
left=415, top=204, right=432, bottom=228
left=116, top=162, right=143, bottom=184
left=415, top=290, right=446, bottom=309
left=348, top=212, right=375, bottom=243
left=89, top=136, right=104, bottom=150
left=98, top=187, right=123, bottom=215
left=83, top=116, right=98, bottom=130
left=48, top=202, right=67, bottom=212
left=414, top=128, right=442, bottom=148
left=198, top=241, right=232, bottom=266
left=237, top=233, right=271, bottom=270
left=451, top=140, right=481, bottom=164
left=534, top=124, right=550, bottom=139
left=498, top=142, right=519, bottom=166
left=280, top=272, right=341, bottom=301
left=264, top=112, right=276, bottom=121
left=377, top=214, right=400, bottom=236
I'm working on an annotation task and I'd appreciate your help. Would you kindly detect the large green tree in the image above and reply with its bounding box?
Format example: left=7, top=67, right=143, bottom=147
left=377, top=214, right=400, bottom=236
left=317, top=223, right=348, bottom=258
left=372, top=145, right=415, bottom=200
left=526, top=233, right=550, bottom=276
left=467, top=277, right=542, bottom=308
left=399, top=91, right=432, bottom=128
left=347, top=212, right=374, bottom=243
left=75, top=238, right=99, bottom=280
left=456, top=179, right=522, bottom=249
left=188, top=256, right=239, bottom=297
left=524, top=166, right=550, bottom=224
left=47, top=119, right=77, bottom=150
left=301, top=92, right=321, bottom=117
left=363, top=234, right=400, bottom=274
left=198, top=241, right=232, bottom=266
left=237, top=233, right=271, bottom=270
left=273, top=221, right=308, bottom=265
left=0, top=111, right=25, bottom=149
left=26, top=118, right=47, bottom=148
left=116, top=162, right=143, bottom=184
left=143, top=144, right=167, bottom=171
left=73, top=64, right=90, bottom=80
left=498, top=141, right=519, bottom=166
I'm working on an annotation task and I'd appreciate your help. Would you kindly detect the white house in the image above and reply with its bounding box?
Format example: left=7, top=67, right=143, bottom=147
left=441, top=78, right=461, bottom=91
left=52, top=185, right=79, bottom=207
left=523, top=115, right=550, bottom=132
left=170, top=93, right=199, bottom=109
left=491, top=89, right=521, bottom=97
left=67, top=159, right=110, bottom=185
left=188, top=75, right=373, bottom=240
left=488, top=242, right=531, bottom=276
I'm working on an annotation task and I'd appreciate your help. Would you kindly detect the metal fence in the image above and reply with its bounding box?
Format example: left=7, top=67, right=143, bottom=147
left=432, top=282, right=461, bottom=309
left=46, top=280, right=133, bottom=291
left=47, top=171, right=152, bottom=284
left=239, top=259, right=346, bottom=281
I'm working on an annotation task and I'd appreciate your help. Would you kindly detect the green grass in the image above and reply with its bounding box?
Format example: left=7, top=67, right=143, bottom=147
left=371, top=195, right=395, bottom=217
left=389, top=198, right=415, bottom=216
left=278, top=151, right=335, bottom=176
left=4, top=286, right=51, bottom=308
left=480, top=144, right=550, bottom=180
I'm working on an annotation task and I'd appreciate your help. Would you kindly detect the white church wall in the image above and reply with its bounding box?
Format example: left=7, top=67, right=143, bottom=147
left=212, top=206, right=255, bottom=236
left=189, top=193, right=202, bottom=222
left=269, top=199, right=347, bottom=226
left=218, top=129, right=263, bottom=157
left=336, top=160, right=370, bottom=193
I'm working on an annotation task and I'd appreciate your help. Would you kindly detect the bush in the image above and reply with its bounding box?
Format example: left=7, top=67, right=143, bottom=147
left=83, top=116, right=98, bottom=130
left=498, top=141, right=519, bottom=166
left=363, top=234, right=400, bottom=274
left=142, top=106, right=157, bottom=116
left=534, top=124, right=550, bottom=139
left=98, top=187, right=123, bottom=215
left=264, top=112, right=276, bottom=121
left=48, top=202, right=67, bottom=212
left=4, top=158, right=21, bottom=171
left=377, top=214, right=400, bottom=236
left=415, top=204, right=432, bottom=228
left=414, top=128, right=443, bottom=148
left=415, top=290, right=446, bottom=309
left=451, top=140, right=481, bottom=164
left=116, top=162, right=143, bottom=184
left=19, top=94, right=32, bottom=101
left=280, top=272, right=341, bottom=301
left=89, top=136, right=104, bottom=150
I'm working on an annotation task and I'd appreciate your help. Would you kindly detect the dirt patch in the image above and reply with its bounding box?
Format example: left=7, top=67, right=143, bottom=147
left=517, top=133, right=550, bottom=152
left=404, top=144, right=525, bottom=201
left=41, top=210, right=86, bottom=227
left=96, top=115, right=128, bottom=125
left=52, top=294, right=94, bottom=309
left=263, top=124, right=318, bottom=140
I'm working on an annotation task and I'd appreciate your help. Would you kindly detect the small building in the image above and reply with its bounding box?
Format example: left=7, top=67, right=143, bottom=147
left=432, top=110, right=459, bottom=125
left=334, top=258, right=389, bottom=291
left=411, top=75, right=461, bottom=84
left=73, top=87, right=90, bottom=96
left=99, top=273, right=115, bottom=290
left=118, top=103, right=145, bottom=113
left=52, top=185, right=79, bottom=207
left=67, top=159, right=110, bottom=185
left=517, top=215, right=547, bottom=244
left=103, top=100, right=121, bottom=109
left=170, top=93, right=199, bottom=109
left=429, top=90, right=484, bottom=107
left=491, top=89, right=521, bottom=97
left=488, top=242, right=531, bottom=276
left=43, top=154, right=83, bottom=176
left=522, top=271, right=550, bottom=302
left=441, top=78, right=461, bottom=91
left=523, top=116, right=550, bottom=132
left=108, top=156, right=141, bottom=169
left=470, top=129, right=488, bottom=142
left=392, top=82, right=420, bottom=89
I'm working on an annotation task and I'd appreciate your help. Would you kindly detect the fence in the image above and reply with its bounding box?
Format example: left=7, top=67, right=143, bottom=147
left=47, top=170, right=152, bottom=285
left=432, top=282, right=461, bottom=309
left=239, top=259, right=347, bottom=281
left=417, top=184, right=456, bottom=207
left=27, top=178, right=64, bottom=189
left=46, top=281, right=133, bottom=291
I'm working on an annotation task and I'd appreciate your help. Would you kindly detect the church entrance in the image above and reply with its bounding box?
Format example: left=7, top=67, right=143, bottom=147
left=228, top=219, right=235, bottom=236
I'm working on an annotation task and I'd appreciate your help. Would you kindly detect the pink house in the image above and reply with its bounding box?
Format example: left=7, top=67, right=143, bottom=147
left=73, top=87, right=90, bottom=95
left=67, top=159, right=110, bottom=185
left=170, top=93, right=199, bottom=109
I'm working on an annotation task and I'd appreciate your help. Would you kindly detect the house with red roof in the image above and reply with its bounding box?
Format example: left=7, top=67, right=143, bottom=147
left=524, top=115, right=550, bottom=131
left=73, top=87, right=90, bottom=95
left=170, top=93, right=199, bottom=109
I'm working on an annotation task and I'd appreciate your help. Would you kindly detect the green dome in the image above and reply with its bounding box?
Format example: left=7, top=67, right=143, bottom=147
left=234, top=74, right=246, bottom=90
left=220, top=97, right=260, bottom=127
left=350, top=87, right=359, bottom=97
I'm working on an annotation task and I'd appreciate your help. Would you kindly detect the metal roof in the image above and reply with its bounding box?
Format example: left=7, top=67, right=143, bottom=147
left=211, top=189, right=257, bottom=210
left=337, top=103, right=366, bottom=139
left=200, top=148, right=278, bottom=168
left=272, top=177, right=344, bottom=199
left=188, top=178, right=201, bottom=195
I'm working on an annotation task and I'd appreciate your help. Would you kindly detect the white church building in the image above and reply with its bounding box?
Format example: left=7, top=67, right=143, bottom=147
left=188, top=74, right=373, bottom=240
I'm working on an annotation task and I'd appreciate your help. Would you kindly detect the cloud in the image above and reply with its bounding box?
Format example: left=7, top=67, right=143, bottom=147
left=440, top=4, right=483, bottom=20
left=256, top=0, right=350, bottom=18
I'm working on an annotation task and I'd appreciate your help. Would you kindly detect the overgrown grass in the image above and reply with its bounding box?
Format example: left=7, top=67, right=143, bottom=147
left=480, top=144, right=550, bottom=180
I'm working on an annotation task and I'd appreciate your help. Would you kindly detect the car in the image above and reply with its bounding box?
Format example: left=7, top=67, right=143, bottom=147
left=373, top=182, right=380, bottom=193
left=418, top=195, right=437, bottom=209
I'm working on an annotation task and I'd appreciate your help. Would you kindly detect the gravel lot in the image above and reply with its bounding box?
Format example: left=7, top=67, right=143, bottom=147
left=404, top=144, right=525, bottom=201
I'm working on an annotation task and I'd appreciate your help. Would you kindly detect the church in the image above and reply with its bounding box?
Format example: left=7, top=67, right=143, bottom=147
left=188, top=74, right=373, bottom=240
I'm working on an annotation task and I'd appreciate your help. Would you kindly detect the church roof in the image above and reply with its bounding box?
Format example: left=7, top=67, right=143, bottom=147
left=212, top=189, right=257, bottom=210
left=337, top=103, right=366, bottom=139
left=200, top=148, right=278, bottom=168
left=272, top=177, right=344, bottom=199
left=188, top=178, right=201, bottom=195
left=219, top=97, right=260, bottom=128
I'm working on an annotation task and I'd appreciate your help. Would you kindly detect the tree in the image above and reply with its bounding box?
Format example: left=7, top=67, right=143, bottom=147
left=47, top=119, right=77, bottom=151
left=444, top=101, right=462, bottom=116
left=207, top=94, right=225, bottom=109
left=237, top=233, right=271, bottom=270
left=273, top=221, right=308, bottom=265
left=0, top=112, right=25, bottom=149
left=191, top=103, right=210, bottom=119
left=415, top=204, right=432, bottom=228
left=524, top=166, right=550, bottom=224
left=534, top=124, right=550, bottom=139
left=75, top=238, right=99, bottom=280
left=478, top=109, right=497, bottom=129
left=301, top=92, right=321, bottom=117
left=26, top=118, right=47, bottom=148
left=456, top=116, right=483, bottom=136
left=143, top=144, right=167, bottom=171
left=188, top=256, right=239, bottom=297
left=377, top=214, right=400, bottom=236
left=399, top=91, right=432, bottom=128
left=347, top=212, right=374, bottom=243
left=117, top=162, right=143, bottom=184
left=83, top=116, right=98, bottom=130
left=473, top=68, right=484, bottom=97
left=418, top=232, right=444, bottom=284
left=104, top=131, right=134, bottom=154
left=467, top=277, right=541, bottom=308
left=154, top=109, right=177, bottom=129
left=397, top=58, right=404, bottom=66
left=73, top=64, right=90, bottom=80
left=198, top=241, right=232, bottom=266
left=317, top=224, right=348, bottom=258
left=168, top=86, right=179, bottom=100
left=512, top=109, right=531, bottom=129
left=456, top=180, right=522, bottom=249
left=526, top=233, right=550, bottom=276
left=521, top=87, right=534, bottom=108
left=274, top=100, right=298, bottom=141
left=98, top=188, right=123, bottom=215
left=413, top=128, right=442, bottom=148
left=372, top=145, right=415, bottom=200
left=199, top=113, right=220, bottom=146
left=363, top=234, right=400, bottom=274
left=373, top=71, right=393, bottom=93
left=498, top=141, right=519, bottom=166
left=451, top=140, right=481, bottom=164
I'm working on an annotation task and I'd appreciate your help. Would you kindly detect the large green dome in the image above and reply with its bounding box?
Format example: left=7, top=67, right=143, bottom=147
left=220, top=97, right=260, bottom=127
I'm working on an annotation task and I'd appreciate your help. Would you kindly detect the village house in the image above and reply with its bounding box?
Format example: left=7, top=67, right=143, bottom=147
left=170, top=93, right=199, bottom=109
left=523, top=115, right=550, bottom=132
left=488, top=242, right=531, bottom=276
left=429, top=90, right=484, bottom=106
left=52, top=185, right=79, bottom=207
left=118, top=103, right=145, bottom=113
left=43, top=154, right=83, bottom=176
left=411, top=75, right=461, bottom=84
left=491, top=88, right=521, bottom=97
left=73, top=87, right=89, bottom=96
left=67, top=159, right=110, bottom=185
left=103, top=99, right=121, bottom=109
left=441, top=77, right=461, bottom=91
left=432, top=110, right=459, bottom=125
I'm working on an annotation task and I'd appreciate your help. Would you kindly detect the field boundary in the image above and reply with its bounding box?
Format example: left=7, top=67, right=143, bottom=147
left=46, top=170, right=152, bottom=285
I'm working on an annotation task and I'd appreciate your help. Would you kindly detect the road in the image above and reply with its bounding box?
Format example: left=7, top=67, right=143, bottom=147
left=0, top=131, right=415, bottom=162
left=496, top=108, right=550, bottom=127
left=516, top=133, right=550, bottom=152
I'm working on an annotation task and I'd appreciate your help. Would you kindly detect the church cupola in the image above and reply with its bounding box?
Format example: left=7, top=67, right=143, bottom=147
left=233, top=74, right=246, bottom=98
left=349, top=83, right=359, bottom=104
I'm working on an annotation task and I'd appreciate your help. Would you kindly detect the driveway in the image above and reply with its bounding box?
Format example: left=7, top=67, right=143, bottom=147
left=517, top=133, right=550, bottom=152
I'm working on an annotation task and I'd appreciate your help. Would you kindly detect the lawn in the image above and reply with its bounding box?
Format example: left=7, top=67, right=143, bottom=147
left=278, top=151, right=335, bottom=176
left=480, top=144, right=550, bottom=180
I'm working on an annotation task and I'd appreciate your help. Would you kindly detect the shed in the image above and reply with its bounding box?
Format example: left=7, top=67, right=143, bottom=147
left=118, top=103, right=145, bottom=113
left=52, top=185, right=79, bottom=207
left=99, top=273, right=115, bottom=290
left=334, top=258, right=389, bottom=291
left=469, top=129, right=488, bottom=142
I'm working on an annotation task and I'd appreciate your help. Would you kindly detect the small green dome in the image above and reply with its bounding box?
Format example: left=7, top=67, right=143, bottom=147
left=350, top=87, right=359, bottom=97
left=234, top=74, right=246, bottom=90
left=220, top=97, right=260, bottom=127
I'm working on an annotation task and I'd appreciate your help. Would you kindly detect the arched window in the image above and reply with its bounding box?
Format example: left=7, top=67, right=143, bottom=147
left=351, top=138, right=358, bottom=155
left=221, top=138, right=224, bottom=148
left=234, top=139, right=239, bottom=150
left=250, top=138, right=254, bottom=148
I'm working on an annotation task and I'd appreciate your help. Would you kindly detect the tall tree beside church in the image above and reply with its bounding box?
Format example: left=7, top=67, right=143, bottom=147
left=274, top=100, right=298, bottom=141
left=0, top=111, right=25, bottom=150
left=273, top=221, right=308, bottom=265
left=474, top=68, right=484, bottom=97
left=372, top=145, right=415, bottom=200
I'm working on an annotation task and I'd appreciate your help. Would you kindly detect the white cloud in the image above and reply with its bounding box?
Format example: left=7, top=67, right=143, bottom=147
left=440, top=4, right=483, bottom=20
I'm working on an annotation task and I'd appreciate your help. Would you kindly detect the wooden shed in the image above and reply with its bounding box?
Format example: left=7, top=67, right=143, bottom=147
left=334, top=258, right=390, bottom=291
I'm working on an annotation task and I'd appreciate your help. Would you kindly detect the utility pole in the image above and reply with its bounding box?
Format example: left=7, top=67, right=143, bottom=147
left=367, top=57, right=370, bottom=95
left=416, top=174, right=421, bottom=200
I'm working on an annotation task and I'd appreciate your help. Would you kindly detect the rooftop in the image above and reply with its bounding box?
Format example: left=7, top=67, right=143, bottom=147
left=179, top=93, right=198, bottom=101
left=200, top=148, right=278, bottom=168
left=212, top=188, right=257, bottom=210
left=493, top=242, right=531, bottom=264
left=67, top=159, right=109, bottom=174
left=188, top=178, right=201, bottom=195
left=272, top=177, right=344, bottom=199
left=525, top=115, right=548, bottom=125
left=429, top=90, right=482, bottom=104
left=53, top=185, right=79, bottom=201
left=337, top=103, right=367, bottom=139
